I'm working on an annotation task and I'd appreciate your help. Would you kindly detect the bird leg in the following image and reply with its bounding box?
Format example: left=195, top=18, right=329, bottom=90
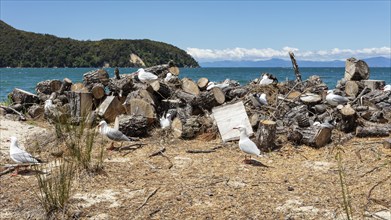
left=11, top=166, right=19, bottom=176
left=106, top=142, right=115, bottom=151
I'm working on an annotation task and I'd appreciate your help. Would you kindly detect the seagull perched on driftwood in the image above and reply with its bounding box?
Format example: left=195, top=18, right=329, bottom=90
left=254, top=93, right=268, bottom=106
left=326, top=90, right=349, bottom=106
left=233, top=125, right=262, bottom=163
left=9, top=136, right=42, bottom=175
left=160, top=113, right=172, bottom=130
left=98, top=120, right=131, bottom=151
left=206, top=81, right=229, bottom=90
left=136, top=68, right=158, bottom=83
left=259, top=74, right=274, bottom=85
left=383, top=84, right=391, bottom=91
left=164, top=72, right=173, bottom=82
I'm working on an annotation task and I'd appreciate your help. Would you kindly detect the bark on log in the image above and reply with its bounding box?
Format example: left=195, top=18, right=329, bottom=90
left=71, top=83, right=88, bottom=92
left=197, top=77, right=209, bottom=90
left=144, top=61, right=179, bottom=78
left=28, top=104, right=44, bottom=119
left=107, top=75, right=134, bottom=97
left=171, top=116, right=201, bottom=139
left=296, top=114, right=310, bottom=128
left=361, top=111, right=388, bottom=123
left=91, top=83, right=105, bottom=100
left=150, top=81, right=172, bottom=99
left=181, top=78, right=200, bottom=96
left=299, top=93, right=322, bottom=105
left=97, top=96, right=125, bottom=123
left=118, top=115, right=148, bottom=137
left=66, top=91, right=93, bottom=122
left=223, top=87, right=248, bottom=100
left=194, top=87, right=225, bottom=110
left=356, top=126, right=389, bottom=138
left=289, top=126, right=332, bottom=148
left=176, top=104, right=193, bottom=121
left=250, top=113, right=260, bottom=129
left=344, top=58, right=369, bottom=81
left=175, top=90, right=196, bottom=105
left=161, top=99, right=182, bottom=109
left=289, top=51, right=302, bottom=82
left=83, top=69, right=110, bottom=89
left=123, top=98, right=156, bottom=124
left=338, top=104, right=357, bottom=133
left=362, top=80, right=385, bottom=91
left=10, top=88, right=39, bottom=107
left=127, top=89, right=156, bottom=106
left=255, top=120, right=276, bottom=151
left=36, top=80, right=63, bottom=94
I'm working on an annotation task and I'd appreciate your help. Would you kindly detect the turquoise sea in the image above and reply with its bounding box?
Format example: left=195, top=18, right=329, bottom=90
left=0, top=67, right=390, bottom=101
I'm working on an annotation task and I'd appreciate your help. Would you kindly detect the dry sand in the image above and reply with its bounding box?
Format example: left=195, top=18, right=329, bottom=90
left=0, top=116, right=390, bottom=219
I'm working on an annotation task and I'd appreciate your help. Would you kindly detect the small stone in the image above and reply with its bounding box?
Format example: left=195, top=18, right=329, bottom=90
left=288, top=186, right=294, bottom=191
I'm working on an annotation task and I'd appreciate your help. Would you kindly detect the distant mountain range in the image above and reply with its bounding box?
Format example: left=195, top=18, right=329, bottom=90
left=200, top=57, right=391, bottom=67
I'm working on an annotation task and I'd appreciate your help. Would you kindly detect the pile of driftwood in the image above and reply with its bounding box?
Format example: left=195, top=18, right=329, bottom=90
left=3, top=55, right=390, bottom=150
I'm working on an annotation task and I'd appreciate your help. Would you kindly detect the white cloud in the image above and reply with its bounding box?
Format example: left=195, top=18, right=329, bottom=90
left=186, top=46, right=391, bottom=62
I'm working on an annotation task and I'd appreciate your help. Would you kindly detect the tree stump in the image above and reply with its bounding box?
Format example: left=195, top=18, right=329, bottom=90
left=300, top=93, right=322, bottom=105
left=182, top=78, right=200, bottom=96
left=194, top=87, right=225, bottom=110
left=345, top=81, right=360, bottom=97
left=171, top=116, right=201, bottom=139
left=338, top=104, right=357, bottom=133
left=255, top=120, right=276, bottom=151
left=344, top=58, right=369, bottom=81
left=67, top=91, right=93, bottom=122
left=356, top=126, right=389, bottom=138
left=118, top=115, right=148, bottom=137
left=97, top=96, right=125, bottom=123
left=289, top=126, right=332, bottom=148
left=83, top=69, right=110, bottom=89
left=91, top=83, right=105, bottom=100
left=197, top=77, right=209, bottom=90
left=10, top=88, right=39, bottom=107
left=36, top=79, right=63, bottom=94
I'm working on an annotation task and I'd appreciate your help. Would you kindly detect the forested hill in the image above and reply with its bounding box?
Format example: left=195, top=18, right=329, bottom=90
left=0, top=20, right=199, bottom=68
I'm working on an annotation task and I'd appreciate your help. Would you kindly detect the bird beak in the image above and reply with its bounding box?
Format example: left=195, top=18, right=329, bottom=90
left=233, top=127, right=238, bottom=130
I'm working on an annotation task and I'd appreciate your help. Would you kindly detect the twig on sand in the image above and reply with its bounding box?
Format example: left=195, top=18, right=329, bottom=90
left=148, top=147, right=166, bottom=157
left=366, top=175, right=391, bottom=208
left=137, top=187, right=160, bottom=211
left=0, top=105, right=26, bottom=121
left=186, top=146, right=222, bottom=154
left=120, top=143, right=147, bottom=156
left=0, top=167, right=16, bottom=177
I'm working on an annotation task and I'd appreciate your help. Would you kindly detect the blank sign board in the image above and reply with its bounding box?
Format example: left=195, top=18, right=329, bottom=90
left=212, top=101, right=253, bottom=142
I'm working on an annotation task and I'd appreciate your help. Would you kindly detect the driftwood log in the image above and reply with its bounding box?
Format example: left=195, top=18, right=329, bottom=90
left=145, top=61, right=180, bottom=78
left=344, top=58, right=369, bottom=81
left=36, top=79, right=63, bottom=94
left=150, top=81, right=172, bottom=99
left=10, top=88, right=39, bottom=107
left=83, top=69, right=110, bottom=90
left=91, top=83, right=105, bottom=100
left=107, top=75, right=134, bottom=97
left=197, top=77, right=209, bottom=90
left=59, top=78, right=73, bottom=94
left=289, top=51, right=302, bottom=83
left=255, top=120, right=276, bottom=151
left=182, top=78, right=200, bottom=96
left=337, top=104, right=357, bottom=133
left=288, top=126, right=332, bottom=148
left=97, top=96, right=125, bottom=123
left=172, top=116, right=201, bottom=139
left=356, top=126, right=389, bottom=138
left=118, top=115, right=148, bottom=137
left=362, top=80, right=385, bottom=91
left=123, top=98, right=156, bottom=124
left=28, top=104, right=44, bottom=119
left=67, top=91, right=93, bottom=122
left=194, top=87, right=225, bottom=110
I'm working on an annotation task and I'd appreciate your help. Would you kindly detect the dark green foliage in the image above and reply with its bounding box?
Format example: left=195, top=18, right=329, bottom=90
left=0, top=20, right=199, bottom=68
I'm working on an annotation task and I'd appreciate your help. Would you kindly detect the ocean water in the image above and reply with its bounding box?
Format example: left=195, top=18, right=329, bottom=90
left=0, top=67, right=390, bottom=101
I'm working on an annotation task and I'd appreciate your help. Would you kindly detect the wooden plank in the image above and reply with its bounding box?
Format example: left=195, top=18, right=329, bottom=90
left=212, top=101, right=253, bottom=142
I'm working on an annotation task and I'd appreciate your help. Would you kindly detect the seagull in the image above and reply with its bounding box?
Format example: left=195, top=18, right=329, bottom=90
left=259, top=74, right=274, bottom=85
left=383, top=84, right=391, bottom=91
left=9, top=136, right=42, bottom=175
left=326, top=90, right=349, bottom=106
left=160, top=113, right=172, bottom=130
left=137, top=68, right=158, bottom=83
left=164, top=72, right=173, bottom=82
left=98, top=120, right=131, bottom=151
left=206, top=81, right=229, bottom=90
left=44, top=99, right=56, bottom=116
left=233, top=125, right=261, bottom=163
left=254, top=93, right=268, bottom=106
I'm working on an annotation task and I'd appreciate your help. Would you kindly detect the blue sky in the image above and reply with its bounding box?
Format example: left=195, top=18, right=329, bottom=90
left=1, top=0, right=390, bottom=61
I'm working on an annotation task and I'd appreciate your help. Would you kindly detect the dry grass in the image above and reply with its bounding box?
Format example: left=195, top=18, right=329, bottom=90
left=1, top=123, right=390, bottom=219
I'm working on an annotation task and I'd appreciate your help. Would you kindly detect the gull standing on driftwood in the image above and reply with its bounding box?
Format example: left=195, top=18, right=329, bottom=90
left=326, top=90, right=349, bottom=106
left=255, top=93, right=268, bottom=106
left=206, top=81, right=229, bottom=90
left=98, top=120, right=131, bottom=151
left=164, top=72, right=173, bottom=82
left=9, top=136, right=42, bottom=175
left=160, top=113, right=172, bottom=130
left=137, top=68, right=158, bottom=83
left=259, top=74, right=274, bottom=85
left=233, top=125, right=261, bottom=163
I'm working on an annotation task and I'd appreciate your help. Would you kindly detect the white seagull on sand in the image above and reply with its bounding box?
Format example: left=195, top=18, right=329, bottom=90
left=326, top=90, right=349, bottom=106
left=98, top=120, right=131, bottom=150
left=259, top=74, right=274, bottom=85
left=233, top=125, right=261, bottom=162
left=10, top=136, right=42, bottom=175
left=160, top=113, right=172, bottom=130
left=164, top=72, right=173, bottom=82
left=137, top=68, right=158, bottom=83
